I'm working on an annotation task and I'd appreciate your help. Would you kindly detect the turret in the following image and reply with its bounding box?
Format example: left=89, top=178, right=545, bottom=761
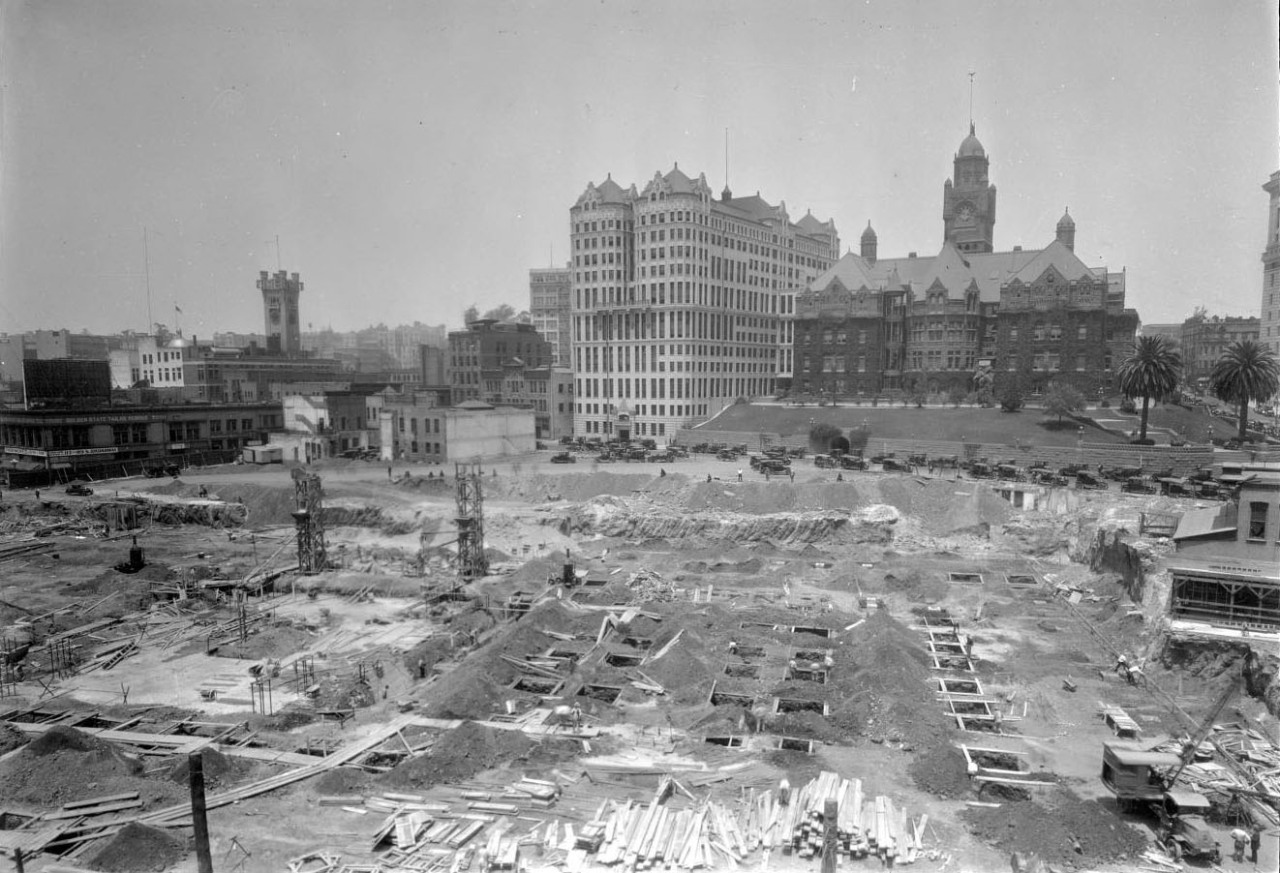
left=1056, top=208, right=1076, bottom=252
left=860, top=221, right=878, bottom=264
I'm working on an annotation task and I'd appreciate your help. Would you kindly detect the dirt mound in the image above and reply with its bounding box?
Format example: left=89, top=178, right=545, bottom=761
left=489, top=472, right=655, bottom=503
left=0, top=722, right=28, bottom=755
left=961, top=787, right=1147, bottom=869
left=166, top=747, right=252, bottom=788
left=381, top=721, right=536, bottom=788
left=909, top=743, right=972, bottom=799
left=27, top=725, right=117, bottom=756
left=86, top=822, right=188, bottom=872
left=0, top=727, right=183, bottom=808
left=314, top=766, right=374, bottom=796
left=831, top=611, right=949, bottom=748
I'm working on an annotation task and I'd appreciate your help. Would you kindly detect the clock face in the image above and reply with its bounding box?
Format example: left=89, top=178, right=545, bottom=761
left=957, top=203, right=975, bottom=221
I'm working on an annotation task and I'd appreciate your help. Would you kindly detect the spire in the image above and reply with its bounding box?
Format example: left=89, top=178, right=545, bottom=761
left=860, top=221, right=878, bottom=264
left=1056, top=207, right=1076, bottom=251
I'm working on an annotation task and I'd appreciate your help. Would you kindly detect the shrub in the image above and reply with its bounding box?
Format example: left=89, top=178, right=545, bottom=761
left=949, top=386, right=966, bottom=408
left=848, top=426, right=871, bottom=453
left=1119, top=398, right=1137, bottom=414
left=809, top=422, right=843, bottom=452
left=1099, top=399, right=1111, bottom=408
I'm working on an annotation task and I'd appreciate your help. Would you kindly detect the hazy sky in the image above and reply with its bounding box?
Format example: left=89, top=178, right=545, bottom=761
left=1, top=0, right=1276, bottom=337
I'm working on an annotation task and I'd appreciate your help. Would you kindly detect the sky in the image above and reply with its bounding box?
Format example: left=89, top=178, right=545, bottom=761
left=1, top=0, right=1277, bottom=337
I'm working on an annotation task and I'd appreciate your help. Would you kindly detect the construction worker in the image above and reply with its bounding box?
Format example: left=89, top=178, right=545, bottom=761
left=836, top=473, right=844, bottom=482
left=1230, top=826, right=1250, bottom=862
left=571, top=702, right=582, bottom=732
left=737, top=469, right=743, bottom=482
left=1114, top=653, right=1128, bottom=675
left=1250, top=824, right=1261, bottom=863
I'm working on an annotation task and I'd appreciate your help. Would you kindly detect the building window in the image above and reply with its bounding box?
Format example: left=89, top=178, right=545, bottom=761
left=1248, top=502, right=1267, bottom=540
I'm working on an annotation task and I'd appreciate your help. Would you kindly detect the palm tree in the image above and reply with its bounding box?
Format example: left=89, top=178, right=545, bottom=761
left=1117, top=336, right=1182, bottom=442
left=1208, top=339, right=1280, bottom=443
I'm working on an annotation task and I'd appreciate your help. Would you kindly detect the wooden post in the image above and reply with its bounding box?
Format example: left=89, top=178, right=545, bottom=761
left=188, top=752, right=214, bottom=873
left=822, top=798, right=838, bottom=873
left=14, top=847, right=23, bottom=873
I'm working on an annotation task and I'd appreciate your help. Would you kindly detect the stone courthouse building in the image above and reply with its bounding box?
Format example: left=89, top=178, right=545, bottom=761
left=793, top=124, right=1138, bottom=399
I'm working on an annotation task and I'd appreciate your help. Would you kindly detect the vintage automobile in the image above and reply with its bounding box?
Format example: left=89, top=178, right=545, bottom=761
left=65, top=481, right=94, bottom=496
left=550, top=452, right=575, bottom=464
left=1155, top=792, right=1221, bottom=863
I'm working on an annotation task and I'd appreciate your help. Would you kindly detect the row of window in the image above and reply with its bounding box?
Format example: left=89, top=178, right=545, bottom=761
left=576, top=375, right=769, bottom=401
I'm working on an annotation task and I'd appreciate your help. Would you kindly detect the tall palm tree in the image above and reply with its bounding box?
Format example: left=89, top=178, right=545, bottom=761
left=1117, top=335, right=1182, bottom=442
left=1208, top=339, right=1280, bottom=443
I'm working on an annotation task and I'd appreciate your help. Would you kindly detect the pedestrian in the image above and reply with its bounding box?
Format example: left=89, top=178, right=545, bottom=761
left=836, top=473, right=844, bottom=482
left=34, top=489, right=40, bottom=501
left=737, top=469, right=743, bottom=482
left=660, top=468, right=666, bottom=477
left=383, top=684, right=390, bottom=700
left=706, top=474, right=712, bottom=483
left=388, top=464, right=393, bottom=481
left=417, top=657, right=427, bottom=680
left=1114, top=653, right=1128, bottom=675
left=788, top=470, right=795, bottom=483
left=1230, top=827, right=1250, bottom=862
left=1250, top=824, right=1261, bottom=863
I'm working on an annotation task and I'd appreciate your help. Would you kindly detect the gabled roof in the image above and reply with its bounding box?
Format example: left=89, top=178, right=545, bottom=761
left=1008, top=239, right=1094, bottom=284
left=809, top=242, right=1052, bottom=303
left=812, top=253, right=882, bottom=292
left=662, top=164, right=696, bottom=194
left=796, top=211, right=828, bottom=233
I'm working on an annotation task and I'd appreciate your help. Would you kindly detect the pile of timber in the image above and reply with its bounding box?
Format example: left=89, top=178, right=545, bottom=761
left=777, top=771, right=924, bottom=862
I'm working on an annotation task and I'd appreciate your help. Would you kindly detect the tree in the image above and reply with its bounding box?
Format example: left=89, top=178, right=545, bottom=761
left=998, top=375, right=1026, bottom=412
left=1207, top=339, right=1279, bottom=442
left=809, top=422, right=843, bottom=452
left=1117, top=336, right=1183, bottom=442
left=462, top=304, right=480, bottom=325
left=482, top=303, right=517, bottom=322
left=1042, top=381, right=1086, bottom=424
left=847, top=425, right=870, bottom=454
left=948, top=386, right=966, bottom=408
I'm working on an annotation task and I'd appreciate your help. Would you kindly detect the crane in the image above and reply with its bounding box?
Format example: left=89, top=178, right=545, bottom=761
left=1164, top=672, right=1242, bottom=789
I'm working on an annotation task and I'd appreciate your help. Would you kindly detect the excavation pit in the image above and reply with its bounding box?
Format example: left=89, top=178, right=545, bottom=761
left=545, top=649, right=581, bottom=663
left=732, top=645, right=766, bottom=658
left=939, top=678, right=981, bottom=694
left=621, top=637, right=653, bottom=650
left=948, top=572, right=984, bottom=585
left=577, top=684, right=622, bottom=704
left=1005, top=575, right=1037, bottom=588
left=788, top=668, right=827, bottom=684
left=704, top=735, right=744, bottom=748
left=723, top=663, right=761, bottom=679
left=773, top=697, right=828, bottom=716
left=511, top=677, right=564, bottom=695
left=710, top=691, right=754, bottom=707
left=789, top=626, right=832, bottom=638
left=604, top=653, right=643, bottom=668
left=776, top=736, right=816, bottom=754
left=793, top=650, right=828, bottom=662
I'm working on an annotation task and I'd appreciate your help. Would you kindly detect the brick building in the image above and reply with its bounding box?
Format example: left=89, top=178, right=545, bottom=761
left=530, top=265, right=573, bottom=368
left=1180, top=314, right=1261, bottom=387
left=793, top=126, right=1138, bottom=398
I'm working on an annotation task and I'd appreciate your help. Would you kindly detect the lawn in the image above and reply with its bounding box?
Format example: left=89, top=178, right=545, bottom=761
left=704, top=403, right=1127, bottom=448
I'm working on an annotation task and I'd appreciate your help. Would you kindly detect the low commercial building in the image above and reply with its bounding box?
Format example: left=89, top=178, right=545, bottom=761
left=379, top=395, right=535, bottom=463
left=0, top=401, right=284, bottom=484
left=278, top=392, right=374, bottom=459
left=1169, top=465, right=1280, bottom=631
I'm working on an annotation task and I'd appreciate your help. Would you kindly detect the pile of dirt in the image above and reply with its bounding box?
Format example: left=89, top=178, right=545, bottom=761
left=829, top=611, right=950, bottom=748
left=961, top=787, right=1148, bottom=869
left=165, top=747, right=253, bottom=788
left=877, top=478, right=1013, bottom=536
left=0, top=727, right=184, bottom=808
left=908, top=743, right=972, bottom=799
left=0, top=722, right=28, bottom=755
left=85, top=822, right=188, bottom=872
left=381, top=721, right=537, bottom=788
left=314, top=766, right=374, bottom=795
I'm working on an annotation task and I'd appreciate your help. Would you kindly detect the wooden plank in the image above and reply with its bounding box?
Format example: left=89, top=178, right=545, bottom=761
left=44, top=800, right=142, bottom=820
left=61, top=792, right=140, bottom=810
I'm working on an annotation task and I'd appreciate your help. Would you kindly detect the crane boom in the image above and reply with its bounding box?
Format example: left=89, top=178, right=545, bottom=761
left=1165, top=672, right=1242, bottom=788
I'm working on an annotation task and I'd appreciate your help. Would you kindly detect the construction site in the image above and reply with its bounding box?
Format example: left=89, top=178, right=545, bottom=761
left=0, top=448, right=1277, bottom=873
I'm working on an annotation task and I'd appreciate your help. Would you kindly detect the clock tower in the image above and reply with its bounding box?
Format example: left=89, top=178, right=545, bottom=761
left=943, top=123, right=997, bottom=253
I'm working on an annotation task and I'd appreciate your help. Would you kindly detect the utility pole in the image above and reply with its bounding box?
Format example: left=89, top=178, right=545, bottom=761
left=189, top=752, right=214, bottom=873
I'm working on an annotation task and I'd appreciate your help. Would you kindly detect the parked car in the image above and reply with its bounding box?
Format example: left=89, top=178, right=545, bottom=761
left=65, top=482, right=93, bottom=496
left=550, top=452, right=575, bottom=464
left=1156, top=793, right=1221, bottom=863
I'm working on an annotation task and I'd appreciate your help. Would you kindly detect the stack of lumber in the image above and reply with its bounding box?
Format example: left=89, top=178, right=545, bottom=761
left=777, top=771, right=922, bottom=862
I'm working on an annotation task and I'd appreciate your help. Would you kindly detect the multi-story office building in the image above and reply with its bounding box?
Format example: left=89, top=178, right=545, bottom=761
left=1181, top=314, right=1260, bottom=387
left=447, top=320, right=553, bottom=404
left=530, top=265, right=573, bottom=367
left=1261, top=171, right=1280, bottom=357
left=794, top=125, right=1138, bottom=398
left=569, top=167, right=838, bottom=442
